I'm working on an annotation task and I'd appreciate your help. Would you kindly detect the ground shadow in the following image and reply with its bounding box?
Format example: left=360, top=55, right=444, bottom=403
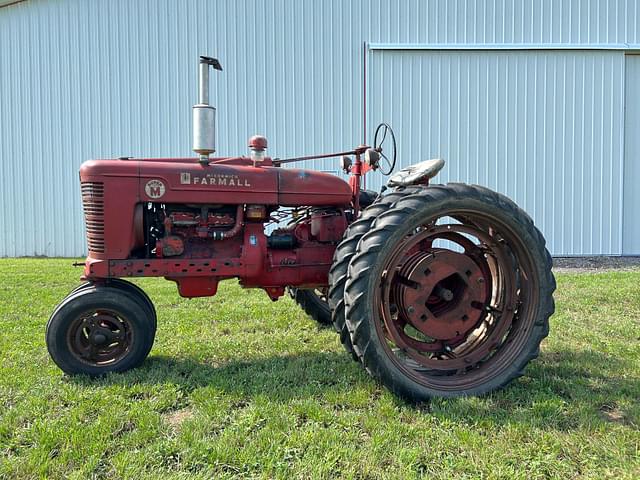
left=70, top=348, right=638, bottom=430
left=71, top=351, right=372, bottom=403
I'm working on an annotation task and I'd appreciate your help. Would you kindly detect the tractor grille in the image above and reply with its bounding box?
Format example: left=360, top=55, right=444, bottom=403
left=81, top=182, right=105, bottom=253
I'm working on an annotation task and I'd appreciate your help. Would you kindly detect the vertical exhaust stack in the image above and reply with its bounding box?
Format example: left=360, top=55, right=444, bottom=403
left=193, top=56, right=223, bottom=165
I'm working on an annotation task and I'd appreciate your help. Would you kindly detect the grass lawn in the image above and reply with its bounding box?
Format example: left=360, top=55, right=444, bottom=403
left=0, top=259, right=638, bottom=479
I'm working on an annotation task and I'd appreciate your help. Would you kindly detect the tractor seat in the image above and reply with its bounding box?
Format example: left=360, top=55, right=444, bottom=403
left=387, top=158, right=445, bottom=187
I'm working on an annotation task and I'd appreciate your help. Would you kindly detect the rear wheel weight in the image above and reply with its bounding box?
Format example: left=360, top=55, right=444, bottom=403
left=46, top=286, right=157, bottom=376
left=344, top=183, right=555, bottom=400
left=328, top=186, right=423, bottom=360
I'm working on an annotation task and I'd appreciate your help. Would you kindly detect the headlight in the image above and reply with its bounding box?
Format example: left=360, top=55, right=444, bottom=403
left=340, top=155, right=353, bottom=172
left=364, top=148, right=380, bottom=169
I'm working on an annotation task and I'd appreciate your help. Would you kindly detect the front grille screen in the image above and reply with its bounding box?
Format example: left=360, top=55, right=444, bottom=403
left=81, top=182, right=105, bottom=253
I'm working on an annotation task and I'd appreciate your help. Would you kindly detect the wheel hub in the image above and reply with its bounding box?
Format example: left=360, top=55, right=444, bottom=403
left=393, top=249, right=487, bottom=340
left=68, top=311, right=131, bottom=365
left=91, top=332, right=108, bottom=345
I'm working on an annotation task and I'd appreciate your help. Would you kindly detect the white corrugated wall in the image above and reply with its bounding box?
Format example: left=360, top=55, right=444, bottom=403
left=367, top=49, right=626, bottom=255
left=0, top=0, right=639, bottom=256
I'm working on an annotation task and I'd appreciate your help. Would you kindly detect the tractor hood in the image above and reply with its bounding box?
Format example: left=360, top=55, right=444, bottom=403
left=79, top=157, right=353, bottom=206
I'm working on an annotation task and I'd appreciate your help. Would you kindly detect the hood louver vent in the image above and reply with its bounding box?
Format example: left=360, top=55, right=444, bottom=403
left=81, top=182, right=105, bottom=253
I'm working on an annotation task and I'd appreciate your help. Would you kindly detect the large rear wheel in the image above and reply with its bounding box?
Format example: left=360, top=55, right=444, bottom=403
left=344, top=184, right=555, bottom=400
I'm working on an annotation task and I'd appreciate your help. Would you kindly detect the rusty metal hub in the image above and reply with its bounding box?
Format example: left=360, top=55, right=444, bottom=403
left=393, top=249, right=487, bottom=340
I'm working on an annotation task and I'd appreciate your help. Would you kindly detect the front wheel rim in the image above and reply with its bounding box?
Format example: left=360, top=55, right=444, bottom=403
left=66, top=309, right=134, bottom=366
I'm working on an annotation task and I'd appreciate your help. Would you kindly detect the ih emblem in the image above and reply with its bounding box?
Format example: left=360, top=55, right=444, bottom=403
left=145, top=179, right=166, bottom=199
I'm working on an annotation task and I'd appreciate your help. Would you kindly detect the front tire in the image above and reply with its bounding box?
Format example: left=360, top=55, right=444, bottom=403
left=46, top=285, right=156, bottom=376
left=344, top=184, right=555, bottom=400
left=67, top=279, right=157, bottom=328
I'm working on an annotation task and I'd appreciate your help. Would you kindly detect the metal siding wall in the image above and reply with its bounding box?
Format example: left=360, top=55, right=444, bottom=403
left=367, top=50, right=626, bottom=255
left=623, top=54, right=640, bottom=255
left=0, top=0, right=638, bottom=256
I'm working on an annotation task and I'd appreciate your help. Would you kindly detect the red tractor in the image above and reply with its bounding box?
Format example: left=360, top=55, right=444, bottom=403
left=47, top=57, right=555, bottom=401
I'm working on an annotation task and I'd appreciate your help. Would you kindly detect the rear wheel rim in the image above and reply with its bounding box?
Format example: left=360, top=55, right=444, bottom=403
left=66, top=309, right=133, bottom=366
left=373, top=209, right=540, bottom=392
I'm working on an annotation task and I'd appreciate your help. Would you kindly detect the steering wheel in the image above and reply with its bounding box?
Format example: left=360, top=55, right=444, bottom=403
left=373, top=122, right=397, bottom=175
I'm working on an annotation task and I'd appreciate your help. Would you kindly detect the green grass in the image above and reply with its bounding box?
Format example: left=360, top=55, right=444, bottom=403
left=0, top=259, right=638, bottom=479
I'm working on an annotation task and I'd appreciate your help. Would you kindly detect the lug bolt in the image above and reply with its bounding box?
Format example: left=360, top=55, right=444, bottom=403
left=407, top=306, right=415, bottom=315
left=477, top=277, right=485, bottom=284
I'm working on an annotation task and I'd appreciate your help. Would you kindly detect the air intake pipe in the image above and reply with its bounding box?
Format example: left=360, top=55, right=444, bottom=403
left=193, top=56, right=222, bottom=165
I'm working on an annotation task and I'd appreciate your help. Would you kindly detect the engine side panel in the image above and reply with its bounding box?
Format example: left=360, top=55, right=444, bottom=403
left=277, top=168, right=353, bottom=206
left=82, top=157, right=353, bottom=206
left=139, top=159, right=279, bottom=204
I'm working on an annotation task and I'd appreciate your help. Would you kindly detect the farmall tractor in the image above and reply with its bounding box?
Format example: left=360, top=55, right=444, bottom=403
left=47, top=57, right=555, bottom=401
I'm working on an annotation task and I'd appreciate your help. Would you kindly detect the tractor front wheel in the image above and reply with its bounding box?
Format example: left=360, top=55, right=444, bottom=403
left=344, top=184, right=555, bottom=400
left=67, top=279, right=157, bottom=328
left=46, top=285, right=156, bottom=375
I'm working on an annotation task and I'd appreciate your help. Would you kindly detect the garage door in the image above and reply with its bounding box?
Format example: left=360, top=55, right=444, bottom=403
left=623, top=54, right=640, bottom=255
left=366, top=49, right=625, bottom=256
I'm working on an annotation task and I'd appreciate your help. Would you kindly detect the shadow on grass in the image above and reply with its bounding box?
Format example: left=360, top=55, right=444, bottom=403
left=69, top=348, right=638, bottom=429
left=72, top=351, right=372, bottom=402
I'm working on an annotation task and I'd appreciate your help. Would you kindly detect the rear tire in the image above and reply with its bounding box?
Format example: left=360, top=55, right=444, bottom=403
left=46, top=285, right=157, bottom=376
left=344, top=183, right=555, bottom=400
left=289, top=288, right=332, bottom=325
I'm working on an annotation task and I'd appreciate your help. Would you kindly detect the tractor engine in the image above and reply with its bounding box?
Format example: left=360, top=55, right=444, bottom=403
left=147, top=204, right=242, bottom=258
left=144, top=203, right=346, bottom=261
left=268, top=209, right=348, bottom=248
left=96, top=197, right=349, bottom=299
